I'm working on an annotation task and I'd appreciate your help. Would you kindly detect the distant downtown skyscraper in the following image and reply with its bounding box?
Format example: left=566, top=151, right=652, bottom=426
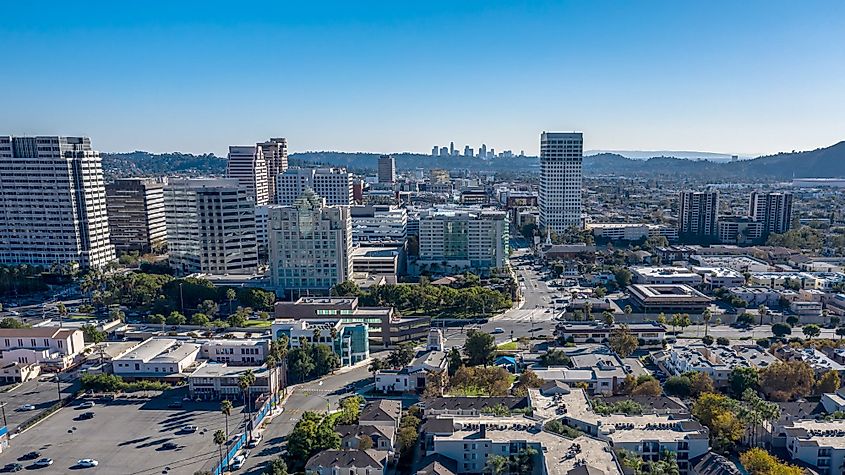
left=539, top=132, right=584, bottom=233
left=0, top=135, right=115, bottom=269
left=377, top=154, right=396, bottom=183
left=678, top=190, right=720, bottom=240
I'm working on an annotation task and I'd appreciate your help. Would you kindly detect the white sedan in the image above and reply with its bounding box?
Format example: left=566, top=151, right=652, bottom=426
left=76, top=459, right=99, bottom=468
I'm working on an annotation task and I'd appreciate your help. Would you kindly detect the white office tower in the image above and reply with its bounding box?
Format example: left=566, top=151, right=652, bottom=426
left=539, top=131, right=583, bottom=233
left=227, top=145, right=269, bottom=205
left=164, top=179, right=258, bottom=276
left=377, top=154, right=396, bottom=184
left=418, top=208, right=509, bottom=272
left=268, top=189, right=352, bottom=296
left=749, top=191, right=793, bottom=235
left=0, top=136, right=115, bottom=269
left=678, top=190, right=720, bottom=239
left=275, top=167, right=353, bottom=206
left=258, top=137, right=288, bottom=203
left=350, top=205, right=407, bottom=247
left=106, top=178, right=167, bottom=253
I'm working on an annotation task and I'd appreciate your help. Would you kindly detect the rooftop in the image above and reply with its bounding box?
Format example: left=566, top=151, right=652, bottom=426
left=114, top=338, right=200, bottom=363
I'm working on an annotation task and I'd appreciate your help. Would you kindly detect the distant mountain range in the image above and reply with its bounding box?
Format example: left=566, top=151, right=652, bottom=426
left=585, top=150, right=750, bottom=162
left=102, top=140, right=845, bottom=181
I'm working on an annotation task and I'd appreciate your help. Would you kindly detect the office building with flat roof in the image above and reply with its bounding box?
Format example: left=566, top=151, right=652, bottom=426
left=106, top=178, right=167, bottom=253
left=227, top=145, right=269, bottom=205
left=539, top=132, right=583, bottom=232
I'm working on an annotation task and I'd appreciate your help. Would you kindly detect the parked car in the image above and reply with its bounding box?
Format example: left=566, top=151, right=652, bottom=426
left=230, top=455, right=246, bottom=470
left=181, top=425, right=198, bottom=433
left=162, top=442, right=178, bottom=450
left=247, top=434, right=262, bottom=448
left=167, top=401, right=183, bottom=408
left=17, top=404, right=35, bottom=411
left=2, top=463, right=23, bottom=472
left=79, top=412, right=95, bottom=420
left=34, top=458, right=53, bottom=467
left=77, top=401, right=95, bottom=409
left=492, top=328, right=504, bottom=334
left=76, top=459, right=99, bottom=468
left=20, top=452, right=40, bottom=461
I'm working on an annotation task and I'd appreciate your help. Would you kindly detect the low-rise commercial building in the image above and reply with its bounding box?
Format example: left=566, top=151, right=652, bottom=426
left=689, top=266, right=745, bottom=289
left=198, top=339, right=269, bottom=366
left=272, top=319, right=369, bottom=366
left=351, top=246, right=401, bottom=279
left=690, top=255, right=769, bottom=273
left=187, top=361, right=278, bottom=400
left=631, top=267, right=703, bottom=286
left=556, top=322, right=666, bottom=348
left=627, top=284, right=712, bottom=314
left=587, top=223, right=678, bottom=242
left=112, top=338, right=201, bottom=380
left=418, top=208, right=509, bottom=273
left=0, top=327, right=85, bottom=371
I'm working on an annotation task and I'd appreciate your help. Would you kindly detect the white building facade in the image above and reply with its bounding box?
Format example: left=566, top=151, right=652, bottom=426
left=418, top=208, right=509, bottom=272
left=227, top=145, right=270, bottom=205
left=539, top=132, right=583, bottom=233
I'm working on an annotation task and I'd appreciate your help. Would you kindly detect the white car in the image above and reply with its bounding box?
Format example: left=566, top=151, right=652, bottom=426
left=230, top=455, right=246, bottom=470
left=181, top=425, right=198, bottom=433
left=77, top=401, right=95, bottom=409
left=77, top=459, right=99, bottom=468
left=18, top=404, right=36, bottom=411
left=34, top=458, right=53, bottom=467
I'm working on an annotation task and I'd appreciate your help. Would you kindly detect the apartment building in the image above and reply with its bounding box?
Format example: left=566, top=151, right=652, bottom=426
left=418, top=208, right=509, bottom=273
left=587, top=223, right=678, bottom=242
left=782, top=420, right=845, bottom=474
left=227, top=145, right=269, bottom=205
left=750, top=191, right=793, bottom=235
left=164, top=178, right=259, bottom=276
left=539, top=131, right=583, bottom=233
left=351, top=205, right=407, bottom=247
left=0, top=327, right=85, bottom=371
left=276, top=167, right=353, bottom=206
left=678, top=191, right=719, bottom=241
left=106, top=178, right=167, bottom=253
left=259, top=137, right=288, bottom=203
left=378, top=154, right=396, bottom=184
left=268, top=190, right=352, bottom=295
left=0, top=135, right=115, bottom=269
left=717, top=217, right=764, bottom=245
left=305, top=450, right=387, bottom=475
left=660, top=343, right=777, bottom=387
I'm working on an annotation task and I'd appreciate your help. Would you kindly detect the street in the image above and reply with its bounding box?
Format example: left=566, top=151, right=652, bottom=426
left=239, top=361, right=375, bottom=474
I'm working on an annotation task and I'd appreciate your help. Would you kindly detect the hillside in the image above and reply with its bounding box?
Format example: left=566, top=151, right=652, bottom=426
left=100, top=141, right=845, bottom=182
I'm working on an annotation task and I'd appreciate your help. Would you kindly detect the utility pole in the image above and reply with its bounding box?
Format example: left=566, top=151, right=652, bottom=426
left=179, top=283, right=185, bottom=312
left=56, top=376, right=62, bottom=403
left=0, top=402, right=7, bottom=429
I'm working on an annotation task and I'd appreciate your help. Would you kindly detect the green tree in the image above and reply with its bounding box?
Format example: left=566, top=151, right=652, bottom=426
left=757, top=305, right=769, bottom=326
left=312, top=344, right=340, bottom=376
left=265, top=458, right=289, bottom=475
left=701, top=308, right=713, bottom=337
left=447, top=347, right=463, bottom=376
left=785, top=315, right=799, bottom=327
left=198, top=299, right=219, bottom=317
left=464, top=330, right=496, bottom=366
left=692, top=393, right=743, bottom=451
left=663, top=375, right=693, bottom=397
left=166, top=311, right=186, bottom=326
left=332, top=280, right=361, bottom=297
left=228, top=309, right=247, bottom=328
left=803, top=324, right=821, bottom=340
left=387, top=343, right=415, bottom=368
left=614, top=267, right=633, bottom=288
left=538, top=349, right=570, bottom=367
left=238, top=288, right=276, bottom=311
left=602, top=311, right=614, bottom=326
left=81, top=324, right=106, bottom=343
left=190, top=312, right=210, bottom=326
left=287, top=346, right=315, bottom=383
left=226, top=288, right=237, bottom=313
left=772, top=322, right=792, bottom=337
left=729, top=367, right=759, bottom=398
left=486, top=455, right=509, bottom=475
left=213, top=430, right=226, bottom=472
left=238, top=369, right=256, bottom=414
left=716, top=336, right=730, bottom=345
left=608, top=324, right=638, bottom=357
left=816, top=370, right=841, bottom=393
left=368, top=358, right=385, bottom=380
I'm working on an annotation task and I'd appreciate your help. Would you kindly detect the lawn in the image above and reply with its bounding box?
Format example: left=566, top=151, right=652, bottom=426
left=497, top=341, right=518, bottom=351
left=242, top=320, right=272, bottom=328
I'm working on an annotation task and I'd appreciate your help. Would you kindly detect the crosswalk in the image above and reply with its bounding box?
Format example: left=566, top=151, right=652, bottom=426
left=498, top=308, right=559, bottom=323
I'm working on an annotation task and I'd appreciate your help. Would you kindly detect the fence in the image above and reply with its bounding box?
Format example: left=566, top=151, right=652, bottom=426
left=211, top=393, right=278, bottom=475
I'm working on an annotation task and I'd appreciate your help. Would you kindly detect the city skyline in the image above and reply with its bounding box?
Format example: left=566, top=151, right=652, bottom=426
left=2, top=1, right=844, bottom=156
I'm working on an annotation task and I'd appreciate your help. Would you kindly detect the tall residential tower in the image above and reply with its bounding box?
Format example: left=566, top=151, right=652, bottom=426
left=539, top=132, right=583, bottom=233
left=678, top=190, right=720, bottom=241
left=227, top=145, right=269, bottom=205
left=749, top=191, right=793, bottom=235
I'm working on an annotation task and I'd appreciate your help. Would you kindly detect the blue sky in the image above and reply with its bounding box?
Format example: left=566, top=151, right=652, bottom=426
left=1, top=1, right=843, bottom=156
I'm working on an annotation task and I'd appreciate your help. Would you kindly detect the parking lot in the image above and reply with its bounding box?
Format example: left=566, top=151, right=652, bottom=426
left=0, top=378, right=75, bottom=432
left=0, top=392, right=249, bottom=474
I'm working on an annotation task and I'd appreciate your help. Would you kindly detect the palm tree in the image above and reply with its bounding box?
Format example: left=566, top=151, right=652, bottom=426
left=702, top=308, right=712, bottom=337
left=485, top=455, right=509, bottom=475
left=220, top=399, right=233, bottom=437
left=213, top=429, right=226, bottom=470
left=758, top=305, right=769, bottom=326
left=265, top=355, right=277, bottom=396
left=602, top=311, right=614, bottom=326
left=226, top=288, right=237, bottom=314
left=238, top=369, right=256, bottom=415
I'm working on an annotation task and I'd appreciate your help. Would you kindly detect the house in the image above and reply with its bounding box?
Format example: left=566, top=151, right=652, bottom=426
left=337, top=424, right=397, bottom=452
left=305, top=449, right=387, bottom=475
left=0, top=362, right=40, bottom=383
left=375, top=350, right=447, bottom=393
left=422, top=397, right=529, bottom=417
left=361, top=400, right=402, bottom=432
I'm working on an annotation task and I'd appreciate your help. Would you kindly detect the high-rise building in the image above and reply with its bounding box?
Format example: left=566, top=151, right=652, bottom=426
left=276, top=167, right=353, bottom=206
left=227, top=145, right=269, bottom=205
left=464, top=145, right=473, bottom=157
left=539, top=132, right=583, bottom=233
left=479, top=144, right=487, bottom=159
left=350, top=205, right=407, bottom=247
left=164, top=178, right=258, bottom=275
left=749, top=191, right=793, bottom=235
left=268, top=190, right=352, bottom=296
left=449, top=141, right=455, bottom=156
left=258, top=137, right=288, bottom=203
left=439, top=146, right=448, bottom=156
left=489, top=148, right=495, bottom=158
left=377, top=154, right=396, bottom=184
left=418, top=208, right=509, bottom=272
left=0, top=135, right=115, bottom=269
left=106, top=178, right=167, bottom=253
left=431, top=146, right=438, bottom=156
left=678, top=190, right=720, bottom=240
